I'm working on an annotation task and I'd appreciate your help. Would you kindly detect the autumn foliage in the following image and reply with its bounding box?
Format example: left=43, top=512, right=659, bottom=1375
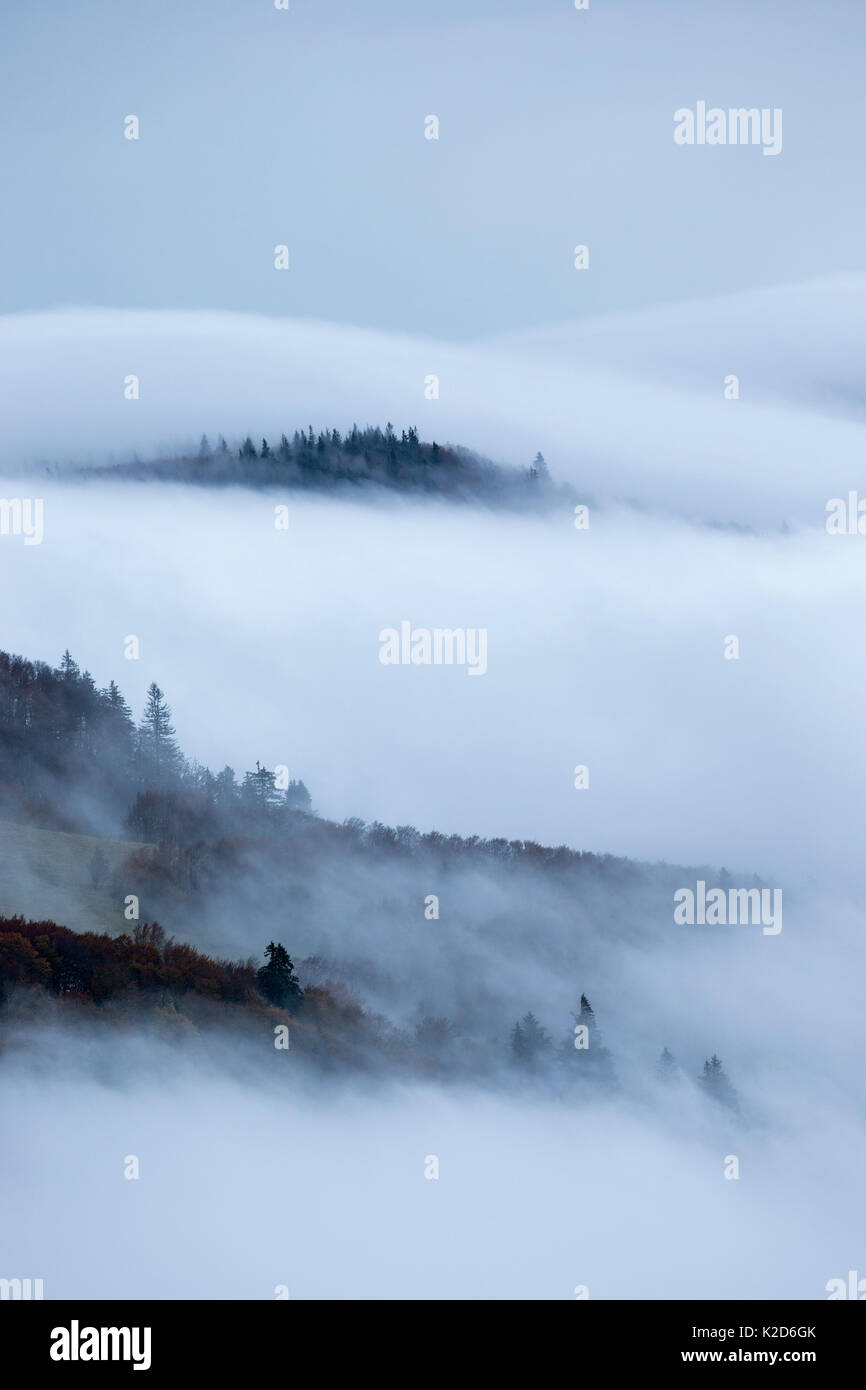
left=0, top=914, right=255, bottom=1005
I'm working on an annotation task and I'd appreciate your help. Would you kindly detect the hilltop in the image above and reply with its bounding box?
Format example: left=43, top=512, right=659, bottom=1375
left=74, top=424, right=571, bottom=507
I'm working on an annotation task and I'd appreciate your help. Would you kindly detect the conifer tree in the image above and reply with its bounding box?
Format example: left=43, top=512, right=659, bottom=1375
left=138, top=683, right=183, bottom=785
left=566, top=992, right=615, bottom=1084
left=511, top=1011, right=551, bottom=1066
left=699, top=1054, right=738, bottom=1109
left=257, top=941, right=303, bottom=1010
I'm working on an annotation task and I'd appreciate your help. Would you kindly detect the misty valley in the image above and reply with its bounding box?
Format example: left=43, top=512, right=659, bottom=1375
left=0, top=640, right=740, bottom=1097
left=0, top=452, right=863, bottom=1300
left=3, top=0, right=866, bottom=1335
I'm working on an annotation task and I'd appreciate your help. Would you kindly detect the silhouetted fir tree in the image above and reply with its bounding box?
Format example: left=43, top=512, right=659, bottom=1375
left=198, top=434, right=211, bottom=458
left=137, top=683, right=183, bottom=786
left=261, top=438, right=271, bottom=458
left=103, top=679, right=133, bottom=722
left=257, top=941, right=303, bottom=1010
left=59, top=650, right=79, bottom=682
left=242, top=761, right=278, bottom=809
left=565, top=992, right=615, bottom=1083
left=239, top=436, right=257, bottom=460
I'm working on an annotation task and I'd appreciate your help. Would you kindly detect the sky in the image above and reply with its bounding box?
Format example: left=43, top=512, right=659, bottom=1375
left=2, top=0, right=865, bottom=335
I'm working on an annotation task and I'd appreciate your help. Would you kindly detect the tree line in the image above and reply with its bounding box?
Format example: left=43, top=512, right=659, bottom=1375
left=0, top=915, right=304, bottom=1012
left=80, top=425, right=564, bottom=505
left=0, top=649, right=310, bottom=838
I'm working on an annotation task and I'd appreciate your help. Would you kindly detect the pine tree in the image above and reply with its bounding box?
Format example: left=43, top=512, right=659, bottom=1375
left=257, top=941, right=303, bottom=1010
left=569, top=993, right=599, bottom=1049
left=198, top=434, right=211, bottom=458
left=242, top=761, right=278, bottom=810
left=104, top=679, right=133, bottom=720
left=566, top=992, right=615, bottom=1084
left=138, top=683, right=183, bottom=786
left=98, top=680, right=136, bottom=783
left=59, top=650, right=80, bottom=681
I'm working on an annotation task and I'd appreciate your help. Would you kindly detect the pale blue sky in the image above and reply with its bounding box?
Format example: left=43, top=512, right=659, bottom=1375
left=1, top=0, right=864, bottom=335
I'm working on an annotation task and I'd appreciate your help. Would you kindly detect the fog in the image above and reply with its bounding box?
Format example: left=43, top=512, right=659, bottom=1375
left=7, top=0, right=866, bottom=335
left=2, top=298, right=864, bottom=1300
left=488, top=274, right=866, bottom=420
left=1, top=479, right=863, bottom=890
left=3, top=291, right=866, bottom=527
left=1, top=1017, right=863, bottom=1300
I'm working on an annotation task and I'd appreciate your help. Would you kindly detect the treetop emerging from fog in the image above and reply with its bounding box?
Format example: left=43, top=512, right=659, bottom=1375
left=75, top=424, right=570, bottom=508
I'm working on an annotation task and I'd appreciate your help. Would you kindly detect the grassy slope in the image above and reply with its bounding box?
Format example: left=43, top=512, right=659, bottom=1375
left=0, top=819, right=150, bottom=936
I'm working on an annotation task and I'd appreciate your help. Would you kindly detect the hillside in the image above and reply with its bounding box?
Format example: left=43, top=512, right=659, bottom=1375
left=0, top=819, right=151, bottom=936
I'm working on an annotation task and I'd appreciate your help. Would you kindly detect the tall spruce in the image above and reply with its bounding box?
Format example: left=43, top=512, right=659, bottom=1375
left=137, top=683, right=183, bottom=786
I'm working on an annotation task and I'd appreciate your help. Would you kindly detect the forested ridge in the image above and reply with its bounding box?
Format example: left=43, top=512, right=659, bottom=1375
left=0, top=910, right=736, bottom=1099
left=75, top=425, right=570, bottom=506
left=0, top=646, right=739, bottom=1097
